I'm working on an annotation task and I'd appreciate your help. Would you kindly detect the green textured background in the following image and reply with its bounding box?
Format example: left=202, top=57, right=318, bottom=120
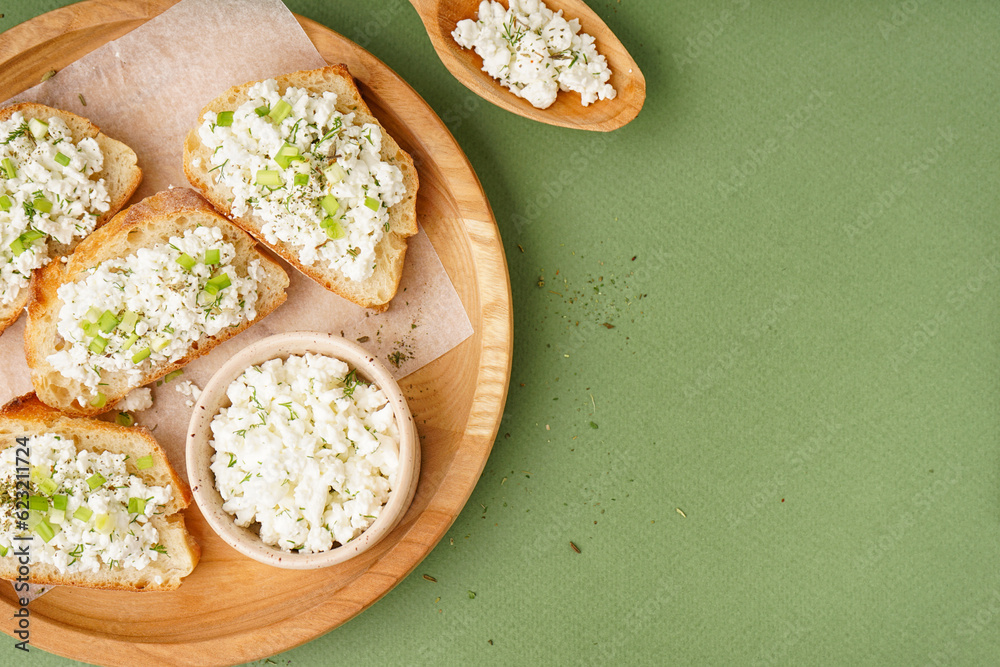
left=4, top=0, right=1000, bottom=665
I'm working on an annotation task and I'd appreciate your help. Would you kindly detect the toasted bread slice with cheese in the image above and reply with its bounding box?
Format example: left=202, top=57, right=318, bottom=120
left=182, top=64, right=418, bottom=312
left=0, top=394, right=198, bottom=591
left=0, top=103, right=141, bottom=336
left=25, top=188, right=289, bottom=416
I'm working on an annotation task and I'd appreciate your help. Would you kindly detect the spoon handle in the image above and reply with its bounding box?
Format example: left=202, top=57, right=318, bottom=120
left=407, top=0, right=437, bottom=18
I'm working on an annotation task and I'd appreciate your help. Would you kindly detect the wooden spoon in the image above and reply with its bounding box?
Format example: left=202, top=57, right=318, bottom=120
left=409, top=0, right=646, bottom=131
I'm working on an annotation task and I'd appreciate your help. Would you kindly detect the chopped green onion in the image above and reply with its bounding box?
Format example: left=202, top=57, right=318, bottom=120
left=268, top=99, right=292, bottom=124
left=164, top=369, right=184, bottom=383
left=0, top=545, right=7, bottom=557
left=27, top=495, right=48, bottom=512
left=120, top=310, right=139, bottom=332
left=34, top=519, right=57, bottom=543
left=176, top=253, right=197, bottom=271
left=95, top=513, right=113, bottom=535
left=216, top=110, right=234, bottom=127
left=294, top=173, right=309, bottom=187
left=122, top=333, right=139, bottom=350
left=0, top=195, right=10, bottom=210
left=254, top=105, right=270, bottom=117
left=28, top=118, right=48, bottom=139
left=73, top=506, right=93, bottom=522
left=135, top=455, right=154, bottom=470
left=8, top=238, right=24, bottom=256
left=2, top=158, right=16, bottom=179
left=132, top=347, right=151, bottom=363
left=54, top=152, right=71, bottom=166
left=204, top=248, right=220, bottom=265
left=89, top=335, right=108, bottom=354
left=98, top=309, right=119, bottom=333
left=204, top=273, right=231, bottom=295
left=86, top=473, right=105, bottom=490
left=89, top=392, right=107, bottom=409
left=323, top=162, right=346, bottom=184
left=152, top=337, right=170, bottom=352
left=33, top=196, right=52, bottom=213
left=53, top=495, right=68, bottom=511
left=49, top=508, right=65, bottom=525
left=320, top=194, right=340, bottom=217
left=38, top=477, right=58, bottom=495
left=116, top=412, right=134, bottom=427
left=322, top=219, right=345, bottom=240
left=274, top=143, right=301, bottom=168
left=25, top=510, right=44, bottom=530
left=29, top=466, right=47, bottom=483
left=127, top=497, right=146, bottom=515
left=255, top=169, right=283, bottom=187
left=85, top=307, right=102, bottom=323
left=364, top=196, right=380, bottom=211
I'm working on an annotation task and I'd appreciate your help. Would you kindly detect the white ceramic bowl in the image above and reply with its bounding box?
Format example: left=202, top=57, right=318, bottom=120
left=186, top=332, right=420, bottom=569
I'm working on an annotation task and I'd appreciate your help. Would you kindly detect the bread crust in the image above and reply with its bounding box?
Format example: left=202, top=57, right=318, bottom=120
left=24, top=188, right=290, bottom=416
left=0, top=103, right=142, bottom=336
left=0, top=393, right=199, bottom=591
left=183, top=64, right=418, bottom=312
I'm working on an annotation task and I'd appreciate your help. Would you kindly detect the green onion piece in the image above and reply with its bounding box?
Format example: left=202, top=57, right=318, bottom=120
left=29, top=466, right=47, bottom=483
left=216, top=110, right=234, bottom=127
left=98, top=309, right=119, bottom=333
left=164, top=369, right=184, bottom=383
left=33, top=197, right=52, bottom=214
left=132, top=347, right=151, bottom=363
left=85, top=307, right=102, bottom=323
left=274, top=143, right=300, bottom=169
left=152, top=337, right=170, bottom=352
left=268, top=99, right=292, bottom=124
left=255, top=169, right=283, bottom=187
left=320, top=194, right=340, bottom=217
left=254, top=105, right=270, bottom=117
left=49, top=508, right=65, bottom=525
left=27, top=495, right=49, bottom=512
left=8, top=238, right=24, bottom=256
left=135, top=455, right=154, bottom=470
left=127, top=497, right=146, bottom=515
left=116, top=412, right=134, bottom=427
left=203, top=248, right=221, bottom=265
left=323, top=219, right=345, bottom=240
left=89, top=392, right=107, bottom=409
left=323, top=162, right=346, bottom=184
left=294, top=173, right=309, bottom=187
left=86, top=473, right=106, bottom=490
left=95, top=513, right=113, bottom=535
left=80, top=321, right=96, bottom=337
left=0, top=195, right=11, bottom=211
left=206, top=273, right=231, bottom=294
left=2, top=158, right=16, bottom=179
left=38, top=477, right=58, bottom=495
left=0, top=545, right=8, bottom=557
left=120, top=310, right=139, bottom=332
left=34, top=519, right=57, bottom=543
left=89, top=335, right=108, bottom=354
left=53, top=494, right=68, bottom=511
left=28, top=118, right=49, bottom=139
left=176, top=253, right=197, bottom=271
left=54, top=152, right=71, bottom=167
left=364, top=196, right=380, bottom=211
left=25, top=510, right=44, bottom=530
left=122, top=333, right=139, bottom=350
left=73, top=506, right=93, bottom=522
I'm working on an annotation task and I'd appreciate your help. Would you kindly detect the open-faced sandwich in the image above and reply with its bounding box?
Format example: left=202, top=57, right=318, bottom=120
left=24, top=188, right=289, bottom=416
left=183, top=64, right=418, bottom=312
left=0, top=394, right=199, bottom=591
left=0, top=103, right=141, bottom=336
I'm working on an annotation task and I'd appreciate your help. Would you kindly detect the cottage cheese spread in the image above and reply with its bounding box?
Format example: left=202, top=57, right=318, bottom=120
left=115, top=387, right=153, bottom=413
left=453, top=0, right=617, bottom=109
left=209, top=353, right=399, bottom=553
left=0, top=433, right=172, bottom=574
left=198, top=80, right=406, bottom=283
left=0, top=112, right=110, bottom=306
left=46, top=225, right=261, bottom=404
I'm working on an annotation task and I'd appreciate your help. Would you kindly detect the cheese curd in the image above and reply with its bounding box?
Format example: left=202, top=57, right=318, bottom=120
left=0, top=112, right=110, bottom=306
left=453, top=0, right=617, bottom=109
left=0, top=433, right=172, bottom=574
left=46, top=225, right=261, bottom=404
left=198, top=80, right=406, bottom=282
left=209, top=353, right=399, bottom=553
left=115, top=387, right=153, bottom=413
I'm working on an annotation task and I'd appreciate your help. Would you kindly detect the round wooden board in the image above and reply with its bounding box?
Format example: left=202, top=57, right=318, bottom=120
left=0, top=2, right=512, bottom=665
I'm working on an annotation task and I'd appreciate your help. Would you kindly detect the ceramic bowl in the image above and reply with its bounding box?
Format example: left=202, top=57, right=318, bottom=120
left=186, top=332, right=420, bottom=569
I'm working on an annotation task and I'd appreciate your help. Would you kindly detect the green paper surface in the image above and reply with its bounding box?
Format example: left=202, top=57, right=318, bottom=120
left=2, top=0, right=999, bottom=665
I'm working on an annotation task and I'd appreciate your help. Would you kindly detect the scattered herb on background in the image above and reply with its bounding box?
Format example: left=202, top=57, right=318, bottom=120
left=589, top=421, right=598, bottom=429
left=40, top=69, right=57, bottom=82
left=423, top=574, right=437, bottom=582
left=570, top=541, right=581, bottom=554
left=78, top=93, right=87, bottom=106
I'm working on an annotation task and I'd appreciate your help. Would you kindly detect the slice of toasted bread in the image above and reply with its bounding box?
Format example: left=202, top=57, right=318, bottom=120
left=25, top=188, right=289, bottom=416
left=0, top=393, right=199, bottom=591
left=182, top=64, right=418, bottom=312
left=0, top=103, right=142, bottom=336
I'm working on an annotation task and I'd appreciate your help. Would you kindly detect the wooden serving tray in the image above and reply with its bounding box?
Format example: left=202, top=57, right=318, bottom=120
left=0, top=1, right=512, bottom=665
